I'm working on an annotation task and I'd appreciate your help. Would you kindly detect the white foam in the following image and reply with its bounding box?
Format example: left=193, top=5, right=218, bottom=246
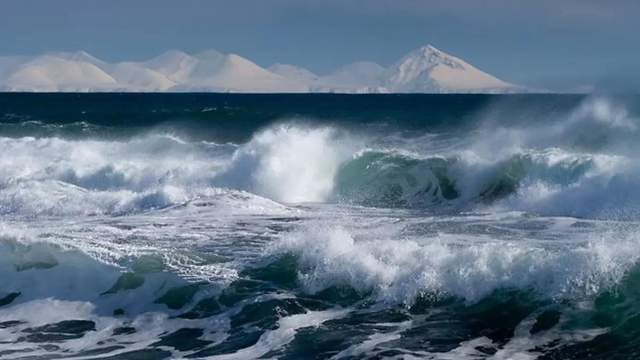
left=275, top=221, right=640, bottom=304
left=219, top=124, right=356, bottom=203
left=0, top=134, right=233, bottom=216
left=2, top=98, right=639, bottom=218
left=0, top=124, right=357, bottom=215
left=459, top=97, right=640, bottom=217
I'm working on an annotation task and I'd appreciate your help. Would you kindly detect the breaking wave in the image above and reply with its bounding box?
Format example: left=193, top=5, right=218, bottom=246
left=2, top=95, right=640, bottom=358
left=0, top=96, right=638, bottom=219
left=334, top=148, right=639, bottom=218
left=275, top=222, right=640, bottom=304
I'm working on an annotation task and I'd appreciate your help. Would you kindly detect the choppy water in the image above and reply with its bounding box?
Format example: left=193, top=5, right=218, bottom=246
left=1, top=93, right=640, bottom=359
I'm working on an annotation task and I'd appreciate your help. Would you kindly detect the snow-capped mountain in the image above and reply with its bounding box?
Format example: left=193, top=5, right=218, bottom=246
left=269, top=64, right=319, bottom=84
left=385, top=45, right=518, bottom=93
left=183, top=53, right=307, bottom=92
left=109, top=62, right=176, bottom=91
left=2, top=54, right=117, bottom=92
left=0, top=45, right=526, bottom=93
left=143, top=50, right=199, bottom=84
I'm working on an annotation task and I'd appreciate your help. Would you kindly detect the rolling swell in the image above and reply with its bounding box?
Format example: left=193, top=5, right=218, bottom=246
left=0, top=115, right=637, bottom=217
left=333, top=150, right=594, bottom=209
left=334, top=151, right=459, bottom=207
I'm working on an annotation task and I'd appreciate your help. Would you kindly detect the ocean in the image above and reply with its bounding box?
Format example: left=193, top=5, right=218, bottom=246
left=1, top=93, right=640, bottom=359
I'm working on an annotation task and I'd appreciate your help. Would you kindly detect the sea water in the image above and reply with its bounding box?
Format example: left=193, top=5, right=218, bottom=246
left=1, top=93, right=640, bottom=359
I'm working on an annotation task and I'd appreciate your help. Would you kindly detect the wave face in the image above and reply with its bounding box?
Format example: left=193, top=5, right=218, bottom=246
left=2, top=93, right=640, bottom=359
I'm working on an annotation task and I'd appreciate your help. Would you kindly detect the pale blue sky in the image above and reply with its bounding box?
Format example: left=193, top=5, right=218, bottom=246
left=1, top=0, right=638, bottom=90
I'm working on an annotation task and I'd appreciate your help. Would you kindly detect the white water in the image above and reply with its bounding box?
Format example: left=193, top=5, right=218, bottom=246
left=0, top=97, right=637, bottom=216
left=1, top=97, right=640, bottom=358
left=218, top=124, right=356, bottom=203
left=275, top=218, right=640, bottom=304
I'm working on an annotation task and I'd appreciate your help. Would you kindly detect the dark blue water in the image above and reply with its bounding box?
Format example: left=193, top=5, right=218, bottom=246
left=0, top=93, right=596, bottom=141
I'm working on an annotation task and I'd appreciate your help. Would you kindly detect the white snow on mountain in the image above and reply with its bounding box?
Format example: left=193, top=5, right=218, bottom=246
left=2, top=55, right=117, bottom=92
left=143, top=50, right=308, bottom=92
left=48, top=51, right=107, bottom=68
left=386, top=45, right=517, bottom=93
left=144, top=50, right=200, bottom=84
left=0, top=45, right=528, bottom=93
left=269, top=63, right=319, bottom=83
left=186, top=53, right=308, bottom=92
left=110, top=62, right=176, bottom=91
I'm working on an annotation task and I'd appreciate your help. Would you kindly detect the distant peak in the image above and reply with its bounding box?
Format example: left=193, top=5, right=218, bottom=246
left=226, top=53, right=243, bottom=60
left=161, top=49, right=189, bottom=56
left=413, top=44, right=447, bottom=59
left=419, top=44, right=440, bottom=53
left=153, top=50, right=192, bottom=61
left=45, top=50, right=102, bottom=64
left=398, top=44, right=465, bottom=70
left=223, top=53, right=254, bottom=65
left=70, top=50, right=93, bottom=58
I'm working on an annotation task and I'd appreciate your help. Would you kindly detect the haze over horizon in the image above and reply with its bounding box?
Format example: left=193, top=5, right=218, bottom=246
left=1, top=0, right=639, bottom=92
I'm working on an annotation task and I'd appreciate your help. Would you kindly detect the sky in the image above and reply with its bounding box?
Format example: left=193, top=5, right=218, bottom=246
left=1, top=0, right=638, bottom=91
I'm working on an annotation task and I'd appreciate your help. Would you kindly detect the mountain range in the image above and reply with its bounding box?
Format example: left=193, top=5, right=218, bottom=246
left=0, top=45, right=528, bottom=93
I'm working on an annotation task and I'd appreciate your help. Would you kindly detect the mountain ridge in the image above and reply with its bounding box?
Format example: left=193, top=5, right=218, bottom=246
left=0, top=45, right=531, bottom=93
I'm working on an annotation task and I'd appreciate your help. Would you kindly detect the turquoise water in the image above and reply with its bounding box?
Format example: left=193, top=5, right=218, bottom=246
left=1, top=94, right=640, bottom=359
